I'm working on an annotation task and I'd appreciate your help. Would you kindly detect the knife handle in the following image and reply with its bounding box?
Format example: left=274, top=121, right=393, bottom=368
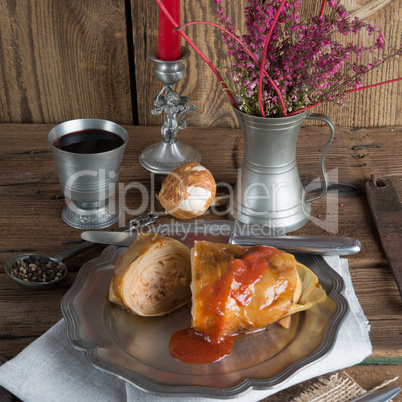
left=230, top=235, right=361, bottom=255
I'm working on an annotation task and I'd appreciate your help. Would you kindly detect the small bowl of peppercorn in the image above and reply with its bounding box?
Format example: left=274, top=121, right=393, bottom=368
left=5, top=254, right=68, bottom=290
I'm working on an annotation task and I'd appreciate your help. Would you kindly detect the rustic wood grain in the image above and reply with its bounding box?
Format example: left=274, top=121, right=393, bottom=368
left=0, top=272, right=76, bottom=340
left=347, top=0, right=394, bottom=20
left=130, top=0, right=160, bottom=127
left=0, top=0, right=133, bottom=124
left=350, top=267, right=402, bottom=357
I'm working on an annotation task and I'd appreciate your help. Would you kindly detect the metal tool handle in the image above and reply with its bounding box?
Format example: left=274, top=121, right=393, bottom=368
left=304, top=113, right=335, bottom=203
left=54, top=241, right=96, bottom=262
left=230, top=235, right=361, bottom=255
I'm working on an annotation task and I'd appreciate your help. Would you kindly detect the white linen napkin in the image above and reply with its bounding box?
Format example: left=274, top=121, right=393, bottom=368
left=0, top=256, right=371, bottom=402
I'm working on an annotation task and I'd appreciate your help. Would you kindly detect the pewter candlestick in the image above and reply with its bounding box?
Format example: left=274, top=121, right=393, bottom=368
left=139, top=46, right=200, bottom=174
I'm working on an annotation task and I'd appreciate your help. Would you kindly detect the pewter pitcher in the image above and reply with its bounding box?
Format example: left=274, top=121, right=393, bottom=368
left=228, top=109, right=335, bottom=233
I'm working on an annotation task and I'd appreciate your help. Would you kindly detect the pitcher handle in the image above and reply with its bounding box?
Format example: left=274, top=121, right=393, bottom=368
left=304, top=113, right=335, bottom=203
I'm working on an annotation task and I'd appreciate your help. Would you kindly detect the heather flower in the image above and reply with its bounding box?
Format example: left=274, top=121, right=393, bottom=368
left=155, top=0, right=401, bottom=117
left=212, top=0, right=401, bottom=117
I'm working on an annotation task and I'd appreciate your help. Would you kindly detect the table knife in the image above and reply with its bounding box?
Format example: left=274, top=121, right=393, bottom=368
left=81, top=223, right=361, bottom=255
left=351, top=386, right=401, bottom=402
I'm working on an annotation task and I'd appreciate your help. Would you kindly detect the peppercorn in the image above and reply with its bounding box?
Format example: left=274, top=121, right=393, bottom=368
left=10, top=255, right=65, bottom=283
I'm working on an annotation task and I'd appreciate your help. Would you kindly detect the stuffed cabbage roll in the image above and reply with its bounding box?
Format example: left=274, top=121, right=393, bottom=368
left=190, top=241, right=326, bottom=342
left=109, top=233, right=191, bottom=316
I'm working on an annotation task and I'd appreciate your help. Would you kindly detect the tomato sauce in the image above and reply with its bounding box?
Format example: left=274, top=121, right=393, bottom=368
left=170, top=328, right=234, bottom=364
left=170, top=246, right=283, bottom=364
left=230, top=246, right=281, bottom=306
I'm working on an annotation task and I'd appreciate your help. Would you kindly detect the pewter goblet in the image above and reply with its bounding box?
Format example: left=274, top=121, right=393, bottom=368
left=47, top=118, right=129, bottom=229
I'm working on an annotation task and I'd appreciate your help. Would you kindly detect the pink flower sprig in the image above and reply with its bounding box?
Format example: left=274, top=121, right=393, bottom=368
left=258, top=0, right=288, bottom=117
left=213, top=0, right=401, bottom=116
left=155, top=0, right=401, bottom=118
left=177, top=20, right=287, bottom=116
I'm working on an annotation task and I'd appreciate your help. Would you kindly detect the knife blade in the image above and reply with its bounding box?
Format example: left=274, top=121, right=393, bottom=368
left=351, top=386, right=401, bottom=402
left=81, top=221, right=361, bottom=255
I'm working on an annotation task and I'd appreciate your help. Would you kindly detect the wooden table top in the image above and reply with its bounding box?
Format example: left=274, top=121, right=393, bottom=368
left=0, top=123, right=401, bottom=400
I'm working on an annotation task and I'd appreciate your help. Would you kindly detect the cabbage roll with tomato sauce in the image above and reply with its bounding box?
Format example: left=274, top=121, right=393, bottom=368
left=190, top=241, right=326, bottom=342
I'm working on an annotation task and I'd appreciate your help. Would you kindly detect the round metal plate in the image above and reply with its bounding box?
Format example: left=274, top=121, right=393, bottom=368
left=61, top=224, right=348, bottom=399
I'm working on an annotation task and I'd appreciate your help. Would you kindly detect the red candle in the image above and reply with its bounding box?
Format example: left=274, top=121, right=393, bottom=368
left=158, top=0, right=181, bottom=61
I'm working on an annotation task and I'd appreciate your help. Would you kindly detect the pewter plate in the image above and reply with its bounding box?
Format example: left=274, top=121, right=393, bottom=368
left=61, top=224, right=349, bottom=399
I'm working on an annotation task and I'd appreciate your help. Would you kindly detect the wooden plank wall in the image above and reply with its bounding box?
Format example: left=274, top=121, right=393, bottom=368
left=0, top=0, right=133, bottom=125
left=0, top=0, right=400, bottom=128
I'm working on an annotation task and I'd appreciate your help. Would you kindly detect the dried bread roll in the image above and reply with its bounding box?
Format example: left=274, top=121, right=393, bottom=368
left=157, top=162, right=216, bottom=219
left=109, top=233, right=192, bottom=316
